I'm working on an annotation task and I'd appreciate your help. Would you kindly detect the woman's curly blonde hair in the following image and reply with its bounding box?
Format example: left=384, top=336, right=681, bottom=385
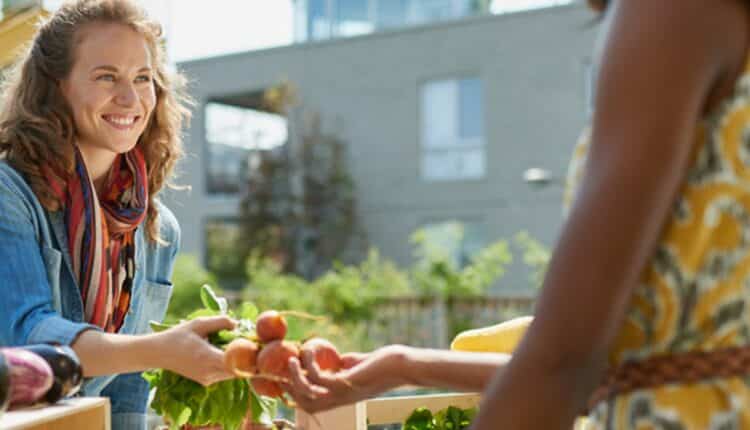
left=0, top=0, right=191, bottom=243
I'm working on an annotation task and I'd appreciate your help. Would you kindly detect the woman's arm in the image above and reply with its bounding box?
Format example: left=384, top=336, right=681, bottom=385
left=285, top=345, right=510, bottom=413
left=72, top=316, right=237, bottom=386
left=472, top=0, right=750, bottom=428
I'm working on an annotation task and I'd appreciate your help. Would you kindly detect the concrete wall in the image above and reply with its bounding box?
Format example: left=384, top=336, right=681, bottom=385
left=170, top=4, right=599, bottom=292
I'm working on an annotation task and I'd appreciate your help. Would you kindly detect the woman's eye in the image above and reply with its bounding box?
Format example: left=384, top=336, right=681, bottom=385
left=135, top=75, right=152, bottom=83
left=96, top=74, right=115, bottom=82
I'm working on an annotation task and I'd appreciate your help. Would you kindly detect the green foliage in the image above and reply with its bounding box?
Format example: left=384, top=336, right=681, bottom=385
left=244, top=249, right=409, bottom=320
left=144, top=286, right=275, bottom=430
left=514, top=230, right=551, bottom=290
left=411, top=227, right=513, bottom=297
left=165, top=255, right=219, bottom=324
left=205, top=220, right=247, bottom=284
left=171, top=230, right=549, bottom=351
left=242, top=250, right=410, bottom=351
left=144, top=370, right=250, bottom=430
left=403, top=406, right=477, bottom=430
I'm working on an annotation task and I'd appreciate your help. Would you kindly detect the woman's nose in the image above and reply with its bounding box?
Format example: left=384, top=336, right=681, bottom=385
left=114, top=82, right=137, bottom=107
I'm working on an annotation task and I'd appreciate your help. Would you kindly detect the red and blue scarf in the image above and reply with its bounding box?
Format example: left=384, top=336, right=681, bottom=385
left=45, top=147, right=148, bottom=333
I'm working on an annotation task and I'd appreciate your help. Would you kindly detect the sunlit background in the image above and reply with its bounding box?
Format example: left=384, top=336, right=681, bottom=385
left=40, top=0, right=574, bottom=62
left=0, top=0, right=595, bottom=358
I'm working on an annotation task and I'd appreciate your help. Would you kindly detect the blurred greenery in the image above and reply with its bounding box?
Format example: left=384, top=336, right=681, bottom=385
left=514, top=230, right=551, bottom=290
left=165, top=255, right=220, bottom=324
left=168, top=228, right=550, bottom=351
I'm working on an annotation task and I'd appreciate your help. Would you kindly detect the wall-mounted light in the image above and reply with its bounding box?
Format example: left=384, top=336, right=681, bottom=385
left=523, top=167, right=562, bottom=188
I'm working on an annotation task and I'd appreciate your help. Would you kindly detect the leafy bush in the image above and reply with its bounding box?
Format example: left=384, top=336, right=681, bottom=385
left=410, top=228, right=513, bottom=297
left=514, top=230, right=551, bottom=290
left=169, top=230, right=549, bottom=351
left=164, top=255, right=219, bottom=323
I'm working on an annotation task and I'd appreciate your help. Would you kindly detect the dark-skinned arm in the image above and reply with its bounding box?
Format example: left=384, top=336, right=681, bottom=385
left=471, top=0, right=750, bottom=428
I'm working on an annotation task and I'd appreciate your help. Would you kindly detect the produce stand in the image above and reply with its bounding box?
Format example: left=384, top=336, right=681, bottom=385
left=0, top=397, right=110, bottom=430
left=295, top=392, right=480, bottom=430
left=295, top=391, right=592, bottom=429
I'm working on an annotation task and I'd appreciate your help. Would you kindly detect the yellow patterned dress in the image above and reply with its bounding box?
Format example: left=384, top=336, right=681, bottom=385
left=565, top=63, right=750, bottom=430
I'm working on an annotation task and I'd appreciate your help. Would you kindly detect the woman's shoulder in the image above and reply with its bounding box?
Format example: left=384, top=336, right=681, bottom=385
left=0, top=160, right=42, bottom=212
left=0, top=160, right=31, bottom=192
left=154, top=199, right=181, bottom=250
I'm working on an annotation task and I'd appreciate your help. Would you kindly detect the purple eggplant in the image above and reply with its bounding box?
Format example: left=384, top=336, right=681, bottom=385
left=19, top=345, right=83, bottom=403
left=2, top=348, right=54, bottom=408
left=0, top=351, right=9, bottom=414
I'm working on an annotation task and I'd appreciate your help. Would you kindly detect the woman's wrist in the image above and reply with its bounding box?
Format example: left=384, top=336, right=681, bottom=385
left=382, top=345, right=416, bottom=386
left=137, top=331, right=170, bottom=371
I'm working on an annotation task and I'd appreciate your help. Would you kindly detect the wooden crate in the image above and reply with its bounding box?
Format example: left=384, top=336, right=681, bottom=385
left=295, top=392, right=591, bottom=430
left=0, top=397, right=111, bottom=430
left=295, top=392, right=480, bottom=430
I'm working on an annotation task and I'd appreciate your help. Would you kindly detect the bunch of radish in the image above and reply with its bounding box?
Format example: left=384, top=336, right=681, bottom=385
left=223, top=310, right=343, bottom=399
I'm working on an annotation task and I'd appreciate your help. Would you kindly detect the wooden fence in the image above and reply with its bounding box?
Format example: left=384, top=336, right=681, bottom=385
left=366, top=296, right=536, bottom=349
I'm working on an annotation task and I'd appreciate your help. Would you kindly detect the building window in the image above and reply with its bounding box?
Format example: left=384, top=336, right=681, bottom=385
left=418, top=219, right=486, bottom=268
left=411, top=0, right=468, bottom=25
left=295, top=0, right=574, bottom=42
left=204, top=218, right=246, bottom=285
left=308, top=0, right=332, bottom=40
left=375, top=0, right=408, bottom=28
left=335, top=0, right=373, bottom=37
left=204, top=93, right=288, bottom=195
left=420, top=77, right=485, bottom=181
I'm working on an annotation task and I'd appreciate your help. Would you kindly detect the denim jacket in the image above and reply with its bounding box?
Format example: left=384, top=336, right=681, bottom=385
left=0, top=161, right=179, bottom=430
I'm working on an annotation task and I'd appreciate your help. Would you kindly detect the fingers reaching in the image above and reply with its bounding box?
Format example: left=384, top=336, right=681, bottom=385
left=341, top=352, right=367, bottom=369
left=286, top=356, right=328, bottom=399
left=190, top=316, right=236, bottom=337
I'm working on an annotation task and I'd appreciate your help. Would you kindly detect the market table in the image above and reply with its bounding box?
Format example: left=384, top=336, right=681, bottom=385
left=0, top=397, right=110, bottom=430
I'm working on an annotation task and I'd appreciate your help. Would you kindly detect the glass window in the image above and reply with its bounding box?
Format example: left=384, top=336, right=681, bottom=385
left=308, top=0, right=331, bottom=40
left=376, top=0, right=408, bottom=29
left=421, top=147, right=485, bottom=181
left=419, top=220, right=486, bottom=268
left=458, top=78, right=483, bottom=139
left=335, top=0, right=373, bottom=36
left=420, top=77, right=485, bottom=181
left=489, top=0, right=573, bottom=14
left=205, top=101, right=288, bottom=195
left=410, top=0, right=455, bottom=24
left=422, top=79, right=458, bottom=149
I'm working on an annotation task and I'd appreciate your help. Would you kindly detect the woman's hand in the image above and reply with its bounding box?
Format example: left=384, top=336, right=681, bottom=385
left=283, top=345, right=410, bottom=413
left=155, top=316, right=237, bottom=386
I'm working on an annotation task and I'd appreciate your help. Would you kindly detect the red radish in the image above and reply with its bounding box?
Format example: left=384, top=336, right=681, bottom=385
left=302, top=338, right=343, bottom=372
left=255, top=310, right=287, bottom=343
left=223, top=339, right=258, bottom=376
left=256, top=340, right=299, bottom=380
left=251, top=378, right=283, bottom=398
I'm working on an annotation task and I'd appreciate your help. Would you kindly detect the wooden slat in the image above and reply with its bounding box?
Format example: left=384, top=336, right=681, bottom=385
left=295, top=402, right=366, bottom=430
left=1, top=397, right=110, bottom=430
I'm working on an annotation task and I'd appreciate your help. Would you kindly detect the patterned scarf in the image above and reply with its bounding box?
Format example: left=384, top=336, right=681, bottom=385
left=44, top=147, right=149, bottom=332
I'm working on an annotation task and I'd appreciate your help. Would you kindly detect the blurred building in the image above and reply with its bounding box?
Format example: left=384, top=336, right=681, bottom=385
left=171, top=1, right=598, bottom=292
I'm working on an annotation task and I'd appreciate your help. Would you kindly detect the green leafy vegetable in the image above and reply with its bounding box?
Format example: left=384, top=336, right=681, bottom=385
left=403, top=405, right=477, bottom=430
left=143, top=286, right=276, bottom=430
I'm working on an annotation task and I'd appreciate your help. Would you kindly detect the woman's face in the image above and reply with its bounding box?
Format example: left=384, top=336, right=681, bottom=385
left=60, top=22, right=156, bottom=169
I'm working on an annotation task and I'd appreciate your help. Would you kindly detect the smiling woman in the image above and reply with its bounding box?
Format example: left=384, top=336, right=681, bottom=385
left=0, top=2, right=237, bottom=430
left=59, top=22, right=156, bottom=191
